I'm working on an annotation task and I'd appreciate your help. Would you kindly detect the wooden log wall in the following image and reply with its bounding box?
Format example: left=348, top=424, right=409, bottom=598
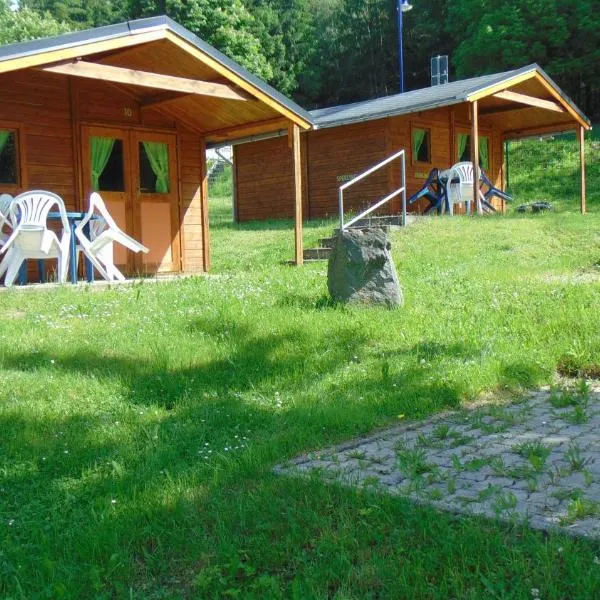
left=0, top=69, right=205, bottom=275
left=233, top=104, right=508, bottom=221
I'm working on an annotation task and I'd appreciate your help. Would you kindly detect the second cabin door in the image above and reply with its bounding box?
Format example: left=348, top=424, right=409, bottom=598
left=81, top=125, right=181, bottom=275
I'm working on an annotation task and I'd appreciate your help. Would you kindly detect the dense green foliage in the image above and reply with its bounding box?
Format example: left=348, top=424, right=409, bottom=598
left=8, top=0, right=599, bottom=117
left=2, top=201, right=600, bottom=597
left=0, top=0, right=71, bottom=44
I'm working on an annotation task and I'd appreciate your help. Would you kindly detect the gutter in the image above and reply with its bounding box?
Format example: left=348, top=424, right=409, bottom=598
left=207, top=129, right=289, bottom=149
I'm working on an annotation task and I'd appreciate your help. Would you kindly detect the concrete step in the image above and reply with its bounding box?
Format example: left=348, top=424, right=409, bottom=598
left=318, top=237, right=336, bottom=249
left=303, top=247, right=332, bottom=261
left=332, top=214, right=422, bottom=234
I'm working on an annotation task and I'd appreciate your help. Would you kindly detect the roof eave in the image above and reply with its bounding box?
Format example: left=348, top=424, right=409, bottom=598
left=0, top=16, right=315, bottom=130
left=313, top=96, right=465, bottom=130
left=465, top=64, right=591, bottom=129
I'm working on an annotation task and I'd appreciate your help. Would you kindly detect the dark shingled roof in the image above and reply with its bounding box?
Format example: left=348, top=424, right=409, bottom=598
left=310, top=64, right=590, bottom=129
left=0, top=15, right=314, bottom=126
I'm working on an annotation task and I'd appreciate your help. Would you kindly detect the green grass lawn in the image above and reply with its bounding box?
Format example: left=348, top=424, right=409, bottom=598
left=506, top=129, right=600, bottom=212
left=2, top=195, right=600, bottom=598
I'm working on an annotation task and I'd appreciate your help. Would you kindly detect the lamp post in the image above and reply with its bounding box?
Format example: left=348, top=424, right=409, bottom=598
left=397, top=0, right=413, bottom=93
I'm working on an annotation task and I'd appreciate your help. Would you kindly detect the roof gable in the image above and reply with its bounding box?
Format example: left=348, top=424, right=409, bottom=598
left=311, top=65, right=590, bottom=130
left=0, top=16, right=314, bottom=129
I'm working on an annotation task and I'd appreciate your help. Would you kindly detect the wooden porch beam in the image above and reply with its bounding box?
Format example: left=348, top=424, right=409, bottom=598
left=291, top=123, right=303, bottom=265
left=39, top=60, right=250, bottom=102
left=471, top=100, right=482, bottom=215
left=579, top=126, right=586, bottom=215
left=479, top=104, right=530, bottom=117
left=503, top=123, right=578, bottom=139
left=493, top=90, right=564, bottom=113
left=205, top=117, right=289, bottom=143
left=200, top=137, right=211, bottom=271
left=141, top=91, right=191, bottom=108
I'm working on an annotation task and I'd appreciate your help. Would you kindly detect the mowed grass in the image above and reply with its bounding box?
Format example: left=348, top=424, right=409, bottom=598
left=507, top=129, right=600, bottom=212
left=2, top=196, right=600, bottom=598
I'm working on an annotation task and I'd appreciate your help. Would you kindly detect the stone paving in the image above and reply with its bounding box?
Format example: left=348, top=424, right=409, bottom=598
left=276, top=386, right=600, bottom=538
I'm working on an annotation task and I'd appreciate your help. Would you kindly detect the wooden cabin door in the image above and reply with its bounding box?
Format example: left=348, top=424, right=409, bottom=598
left=81, top=127, right=181, bottom=275
left=131, top=131, right=180, bottom=274
left=81, top=125, right=134, bottom=273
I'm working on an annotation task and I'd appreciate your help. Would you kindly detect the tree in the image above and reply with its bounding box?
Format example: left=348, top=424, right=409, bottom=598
left=19, top=0, right=126, bottom=28
left=446, top=0, right=600, bottom=119
left=125, top=0, right=274, bottom=82
left=0, top=1, right=71, bottom=45
left=244, top=0, right=316, bottom=98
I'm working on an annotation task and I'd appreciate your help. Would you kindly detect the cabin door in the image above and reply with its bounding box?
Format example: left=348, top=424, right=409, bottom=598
left=131, top=131, right=180, bottom=274
left=81, top=126, right=181, bottom=275
left=81, top=125, right=133, bottom=274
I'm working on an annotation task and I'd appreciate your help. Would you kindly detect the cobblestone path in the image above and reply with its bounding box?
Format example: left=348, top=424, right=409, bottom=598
left=276, top=387, right=600, bottom=538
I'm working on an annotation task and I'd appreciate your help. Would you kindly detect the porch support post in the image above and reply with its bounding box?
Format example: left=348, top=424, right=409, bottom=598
left=200, top=137, right=211, bottom=271
left=579, top=125, right=586, bottom=215
left=471, top=100, right=482, bottom=214
left=290, top=123, right=303, bottom=265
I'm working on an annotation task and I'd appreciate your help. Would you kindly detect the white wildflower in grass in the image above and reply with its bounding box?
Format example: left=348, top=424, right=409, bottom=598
left=594, top=556, right=600, bottom=565
left=111, top=499, right=117, bottom=505
left=531, top=588, right=540, bottom=598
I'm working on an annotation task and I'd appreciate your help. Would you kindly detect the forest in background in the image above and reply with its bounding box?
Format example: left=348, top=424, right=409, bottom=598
left=2, top=0, right=599, bottom=119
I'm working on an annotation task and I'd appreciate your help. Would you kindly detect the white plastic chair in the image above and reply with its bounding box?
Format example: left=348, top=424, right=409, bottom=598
left=446, top=162, right=484, bottom=215
left=75, top=192, right=149, bottom=282
left=0, top=190, right=71, bottom=286
left=445, top=161, right=478, bottom=215
left=0, top=193, right=14, bottom=245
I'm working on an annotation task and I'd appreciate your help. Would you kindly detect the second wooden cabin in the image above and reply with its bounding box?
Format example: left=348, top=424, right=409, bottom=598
left=231, top=65, right=591, bottom=222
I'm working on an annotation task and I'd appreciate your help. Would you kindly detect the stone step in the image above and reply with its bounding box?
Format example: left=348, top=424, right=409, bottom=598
left=303, top=247, right=332, bottom=261
left=339, top=214, right=421, bottom=231
left=318, top=237, right=336, bottom=248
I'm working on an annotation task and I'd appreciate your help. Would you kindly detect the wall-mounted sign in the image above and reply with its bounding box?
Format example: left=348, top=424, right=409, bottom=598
left=336, top=173, right=358, bottom=183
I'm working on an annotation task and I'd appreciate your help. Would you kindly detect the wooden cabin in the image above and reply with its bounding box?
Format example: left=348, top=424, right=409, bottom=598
left=0, top=16, right=313, bottom=276
left=232, top=65, right=591, bottom=222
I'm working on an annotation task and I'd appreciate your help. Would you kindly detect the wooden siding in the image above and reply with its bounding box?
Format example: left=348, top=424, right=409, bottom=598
left=0, top=69, right=205, bottom=276
left=234, top=136, right=295, bottom=221
left=234, top=104, right=510, bottom=221
left=178, top=134, right=205, bottom=271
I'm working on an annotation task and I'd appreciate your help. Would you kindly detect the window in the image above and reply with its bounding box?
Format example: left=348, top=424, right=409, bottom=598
left=91, top=136, right=125, bottom=192
left=456, top=133, right=490, bottom=170
left=0, top=130, right=19, bottom=185
left=412, top=127, right=431, bottom=164
left=139, top=141, right=170, bottom=194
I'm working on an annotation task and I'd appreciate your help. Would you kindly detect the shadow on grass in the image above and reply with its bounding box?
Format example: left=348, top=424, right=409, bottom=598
left=0, top=305, right=552, bottom=596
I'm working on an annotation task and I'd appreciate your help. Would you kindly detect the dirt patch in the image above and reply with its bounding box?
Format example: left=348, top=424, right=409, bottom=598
left=557, top=357, right=600, bottom=380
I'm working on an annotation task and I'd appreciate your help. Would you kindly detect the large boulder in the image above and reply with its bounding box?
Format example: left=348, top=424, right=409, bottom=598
left=327, top=228, right=403, bottom=308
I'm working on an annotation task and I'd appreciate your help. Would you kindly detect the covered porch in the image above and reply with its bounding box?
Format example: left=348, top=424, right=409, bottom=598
left=0, top=16, right=313, bottom=284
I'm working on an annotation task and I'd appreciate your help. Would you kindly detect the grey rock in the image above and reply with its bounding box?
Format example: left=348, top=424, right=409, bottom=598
left=327, top=228, right=403, bottom=307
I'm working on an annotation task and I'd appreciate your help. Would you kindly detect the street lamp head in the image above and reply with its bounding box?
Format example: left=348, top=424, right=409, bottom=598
left=400, top=0, right=413, bottom=12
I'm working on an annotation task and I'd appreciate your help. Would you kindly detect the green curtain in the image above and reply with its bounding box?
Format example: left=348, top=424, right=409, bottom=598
left=412, top=128, right=426, bottom=161
left=143, top=141, right=169, bottom=193
left=0, top=131, right=11, bottom=155
left=479, top=136, right=490, bottom=170
left=90, top=136, right=115, bottom=191
left=458, top=134, right=469, bottom=161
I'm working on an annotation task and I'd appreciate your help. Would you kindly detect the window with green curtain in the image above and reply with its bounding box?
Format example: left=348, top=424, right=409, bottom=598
left=457, top=133, right=470, bottom=161
left=412, top=128, right=431, bottom=163
left=479, top=136, right=490, bottom=170
left=0, top=130, right=18, bottom=185
left=140, top=141, right=169, bottom=193
left=90, top=136, right=116, bottom=191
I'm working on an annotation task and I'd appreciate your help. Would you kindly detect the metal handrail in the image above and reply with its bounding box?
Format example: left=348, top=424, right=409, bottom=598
left=338, top=149, right=406, bottom=230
